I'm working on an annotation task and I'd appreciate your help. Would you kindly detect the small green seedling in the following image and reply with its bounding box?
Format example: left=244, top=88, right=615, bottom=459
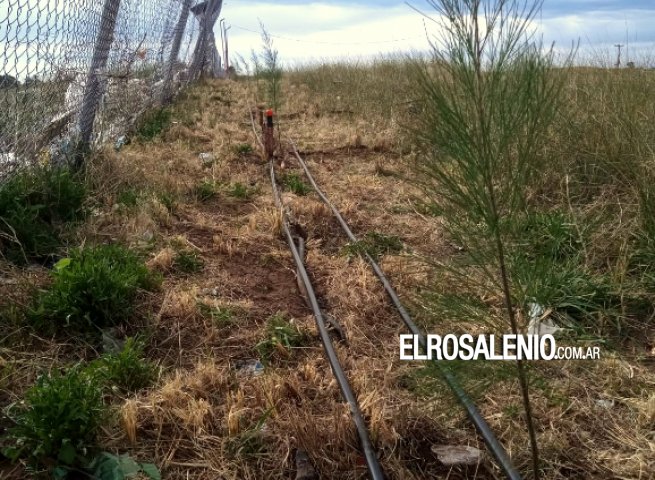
left=255, top=313, right=306, bottom=362
left=235, top=143, right=253, bottom=155
left=280, top=173, right=311, bottom=196
left=194, top=180, right=217, bottom=201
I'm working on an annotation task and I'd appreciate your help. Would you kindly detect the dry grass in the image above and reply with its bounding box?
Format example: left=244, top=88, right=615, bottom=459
left=1, top=63, right=654, bottom=480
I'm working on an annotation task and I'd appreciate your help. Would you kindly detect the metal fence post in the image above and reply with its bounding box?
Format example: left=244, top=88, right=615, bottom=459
left=188, top=0, right=223, bottom=82
left=76, top=0, right=122, bottom=160
left=161, top=0, right=192, bottom=104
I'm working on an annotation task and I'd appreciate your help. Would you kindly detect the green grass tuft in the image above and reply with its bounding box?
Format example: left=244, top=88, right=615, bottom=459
left=136, top=108, right=172, bottom=141
left=225, top=182, right=254, bottom=199
left=280, top=173, right=311, bottom=196
left=194, top=180, right=217, bottom=201
left=255, top=313, right=306, bottom=362
left=173, top=249, right=204, bottom=274
left=0, top=165, right=86, bottom=263
left=342, top=232, right=403, bottom=258
left=234, top=143, right=253, bottom=155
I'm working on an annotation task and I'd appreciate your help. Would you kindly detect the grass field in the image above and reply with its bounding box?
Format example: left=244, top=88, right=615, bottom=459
left=0, top=54, right=653, bottom=479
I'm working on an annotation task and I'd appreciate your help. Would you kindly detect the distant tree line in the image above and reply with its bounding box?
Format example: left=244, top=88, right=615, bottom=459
left=0, top=74, right=42, bottom=88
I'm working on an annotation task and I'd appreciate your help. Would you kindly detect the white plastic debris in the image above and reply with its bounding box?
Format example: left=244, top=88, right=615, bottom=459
left=114, top=135, right=128, bottom=151
left=235, top=359, right=264, bottom=377
left=595, top=399, right=615, bottom=409
left=199, top=152, right=215, bottom=166
left=0, top=152, right=15, bottom=165
left=526, top=301, right=563, bottom=336
left=431, top=445, right=484, bottom=466
left=201, top=287, right=219, bottom=297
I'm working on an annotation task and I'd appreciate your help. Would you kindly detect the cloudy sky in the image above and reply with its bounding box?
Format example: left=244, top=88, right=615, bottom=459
left=221, top=0, right=655, bottom=66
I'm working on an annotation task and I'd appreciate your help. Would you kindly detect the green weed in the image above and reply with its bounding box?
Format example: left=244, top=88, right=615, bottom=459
left=255, top=313, right=306, bottom=362
left=234, top=143, right=253, bottom=155
left=88, top=337, right=158, bottom=394
left=280, top=173, right=311, bottom=196
left=0, top=165, right=86, bottom=263
left=342, top=232, right=403, bottom=259
left=225, top=182, right=254, bottom=200
left=116, top=188, right=140, bottom=208
left=157, top=192, right=176, bottom=212
left=173, top=250, right=204, bottom=274
left=194, top=180, right=217, bottom=201
left=136, top=108, right=171, bottom=141
left=29, top=244, right=160, bottom=334
left=198, top=303, right=238, bottom=327
left=3, top=366, right=105, bottom=470
left=80, top=452, right=160, bottom=480
left=226, top=408, right=273, bottom=460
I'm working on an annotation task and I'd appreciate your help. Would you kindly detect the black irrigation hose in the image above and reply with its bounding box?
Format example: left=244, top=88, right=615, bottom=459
left=289, top=141, right=523, bottom=480
left=249, top=111, right=386, bottom=480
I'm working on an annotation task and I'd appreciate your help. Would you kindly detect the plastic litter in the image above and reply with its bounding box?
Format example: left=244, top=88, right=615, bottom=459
left=431, top=445, right=484, bottom=466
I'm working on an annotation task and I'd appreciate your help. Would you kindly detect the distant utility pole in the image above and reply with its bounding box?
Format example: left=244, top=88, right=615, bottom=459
left=219, top=18, right=231, bottom=74
left=614, top=43, right=624, bottom=68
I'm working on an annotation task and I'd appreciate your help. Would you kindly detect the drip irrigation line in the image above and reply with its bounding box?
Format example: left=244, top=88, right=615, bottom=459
left=249, top=110, right=386, bottom=480
left=288, top=141, right=523, bottom=480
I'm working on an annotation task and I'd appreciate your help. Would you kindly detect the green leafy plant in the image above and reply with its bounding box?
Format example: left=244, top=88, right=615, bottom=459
left=52, top=452, right=161, bottom=480
left=89, top=337, right=158, bottom=394
left=0, top=165, right=86, bottom=263
left=136, top=107, right=171, bottom=141
left=255, top=313, right=306, bottom=362
left=82, top=452, right=161, bottom=480
left=234, top=143, right=253, bottom=155
left=3, top=366, right=105, bottom=471
left=198, top=303, right=238, bottom=327
left=280, top=173, right=311, bottom=196
left=29, top=244, right=160, bottom=334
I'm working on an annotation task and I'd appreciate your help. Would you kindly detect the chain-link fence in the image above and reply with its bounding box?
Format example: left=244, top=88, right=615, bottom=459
left=0, top=0, right=223, bottom=174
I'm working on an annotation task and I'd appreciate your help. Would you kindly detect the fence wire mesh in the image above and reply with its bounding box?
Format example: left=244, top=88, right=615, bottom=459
left=0, top=0, right=212, bottom=175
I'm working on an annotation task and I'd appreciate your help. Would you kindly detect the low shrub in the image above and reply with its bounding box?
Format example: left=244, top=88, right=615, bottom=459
left=29, top=244, right=160, bottom=334
left=3, top=366, right=105, bottom=471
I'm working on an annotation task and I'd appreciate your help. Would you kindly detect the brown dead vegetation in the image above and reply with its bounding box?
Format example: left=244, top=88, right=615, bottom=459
left=1, top=72, right=653, bottom=480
